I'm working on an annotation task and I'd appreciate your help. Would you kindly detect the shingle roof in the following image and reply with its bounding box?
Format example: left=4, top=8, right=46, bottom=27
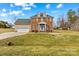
left=31, top=12, right=53, bottom=19
left=15, top=19, right=31, bottom=25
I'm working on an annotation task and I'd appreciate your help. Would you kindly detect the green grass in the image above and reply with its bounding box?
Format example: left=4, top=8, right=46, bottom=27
left=0, top=28, right=15, bottom=34
left=0, top=30, right=79, bottom=56
left=0, top=46, right=79, bottom=56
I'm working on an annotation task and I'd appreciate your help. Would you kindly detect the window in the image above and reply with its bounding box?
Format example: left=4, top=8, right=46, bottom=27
left=36, top=18, right=38, bottom=22
left=40, top=14, right=43, bottom=17
left=41, top=18, right=44, bottom=22
left=36, top=25, right=38, bottom=30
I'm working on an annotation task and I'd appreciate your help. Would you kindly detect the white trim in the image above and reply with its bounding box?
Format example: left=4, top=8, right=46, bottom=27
left=38, top=22, right=47, bottom=24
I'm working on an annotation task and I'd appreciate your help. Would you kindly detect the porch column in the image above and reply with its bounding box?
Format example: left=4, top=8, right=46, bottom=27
left=38, top=24, right=40, bottom=32
left=44, top=24, right=46, bottom=32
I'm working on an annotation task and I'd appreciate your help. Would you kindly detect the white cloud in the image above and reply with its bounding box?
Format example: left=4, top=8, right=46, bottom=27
left=14, top=3, right=36, bottom=7
left=14, top=3, right=24, bottom=6
left=22, top=7, right=31, bottom=10
left=51, top=11, right=58, bottom=13
left=10, top=4, right=14, bottom=7
left=57, top=4, right=63, bottom=8
left=9, top=10, right=22, bottom=15
left=14, top=3, right=36, bottom=10
left=46, top=4, right=50, bottom=9
left=0, top=13, right=7, bottom=17
left=29, top=3, right=36, bottom=8
left=22, top=13, right=25, bottom=16
left=2, top=9, right=6, bottom=12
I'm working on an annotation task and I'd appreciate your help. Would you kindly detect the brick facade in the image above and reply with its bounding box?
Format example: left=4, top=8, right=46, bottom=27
left=30, top=13, right=53, bottom=32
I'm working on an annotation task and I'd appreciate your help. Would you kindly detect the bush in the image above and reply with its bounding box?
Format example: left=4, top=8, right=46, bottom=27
left=62, top=27, right=68, bottom=30
left=7, top=42, right=14, bottom=46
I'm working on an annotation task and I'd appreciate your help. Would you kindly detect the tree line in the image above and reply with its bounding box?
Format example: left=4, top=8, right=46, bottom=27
left=56, top=8, right=79, bottom=30
left=0, top=21, right=12, bottom=28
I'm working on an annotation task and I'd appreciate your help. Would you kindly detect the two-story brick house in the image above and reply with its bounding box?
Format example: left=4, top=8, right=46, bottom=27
left=15, top=12, right=53, bottom=32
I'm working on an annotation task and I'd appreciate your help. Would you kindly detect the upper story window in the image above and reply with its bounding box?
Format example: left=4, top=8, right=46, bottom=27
left=41, top=18, right=44, bottom=22
left=50, top=18, right=53, bottom=22
left=36, top=18, right=38, bottom=22
left=37, top=13, right=44, bottom=17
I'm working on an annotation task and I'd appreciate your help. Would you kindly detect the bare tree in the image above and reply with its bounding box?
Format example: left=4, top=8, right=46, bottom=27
left=57, top=17, right=61, bottom=28
left=60, top=17, right=65, bottom=28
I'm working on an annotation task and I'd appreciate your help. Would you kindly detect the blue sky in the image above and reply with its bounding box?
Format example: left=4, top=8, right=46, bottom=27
left=0, top=3, right=79, bottom=24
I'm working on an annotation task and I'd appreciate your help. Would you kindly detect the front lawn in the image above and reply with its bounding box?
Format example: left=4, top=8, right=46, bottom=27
left=0, top=46, right=79, bottom=56
left=0, top=30, right=79, bottom=55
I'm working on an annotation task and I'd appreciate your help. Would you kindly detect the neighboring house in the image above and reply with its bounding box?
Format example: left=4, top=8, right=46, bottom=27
left=15, top=12, right=53, bottom=32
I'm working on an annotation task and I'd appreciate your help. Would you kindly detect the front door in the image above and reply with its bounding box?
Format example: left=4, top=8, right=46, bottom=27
left=40, top=24, right=45, bottom=31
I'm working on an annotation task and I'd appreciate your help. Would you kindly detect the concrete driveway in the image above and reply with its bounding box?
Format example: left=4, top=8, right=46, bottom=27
left=0, top=32, right=27, bottom=40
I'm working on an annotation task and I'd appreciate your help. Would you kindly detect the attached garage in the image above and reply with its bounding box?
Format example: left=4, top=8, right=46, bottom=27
left=14, top=19, right=31, bottom=32
left=15, top=25, right=30, bottom=32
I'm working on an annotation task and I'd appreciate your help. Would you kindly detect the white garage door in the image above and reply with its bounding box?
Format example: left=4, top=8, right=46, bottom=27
left=16, top=29, right=29, bottom=32
left=15, top=26, right=30, bottom=32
